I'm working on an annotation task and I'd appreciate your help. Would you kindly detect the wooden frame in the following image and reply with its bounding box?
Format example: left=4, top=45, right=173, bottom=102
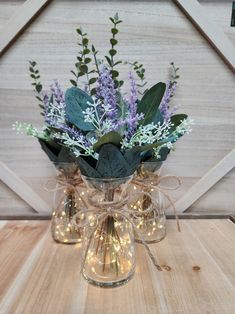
left=0, top=162, right=49, bottom=213
left=173, top=0, right=235, bottom=73
left=0, top=0, right=52, bottom=56
left=0, top=0, right=234, bottom=214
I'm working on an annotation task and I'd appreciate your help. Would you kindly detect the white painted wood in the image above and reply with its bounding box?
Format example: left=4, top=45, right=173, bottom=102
left=172, top=148, right=235, bottom=213
left=0, top=161, right=50, bottom=213
left=0, top=0, right=51, bottom=55
left=173, top=0, right=235, bottom=73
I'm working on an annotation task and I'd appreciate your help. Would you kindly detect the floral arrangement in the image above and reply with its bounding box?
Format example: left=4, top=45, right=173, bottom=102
left=13, top=13, right=192, bottom=178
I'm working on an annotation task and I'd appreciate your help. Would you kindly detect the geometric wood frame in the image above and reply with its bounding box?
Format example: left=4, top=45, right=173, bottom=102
left=0, top=0, right=234, bottom=213
left=0, top=0, right=52, bottom=56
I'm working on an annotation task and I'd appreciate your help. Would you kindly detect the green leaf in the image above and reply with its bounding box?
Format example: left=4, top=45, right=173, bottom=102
left=70, top=79, right=77, bottom=87
left=111, top=28, right=118, bottom=35
left=90, top=88, right=96, bottom=96
left=119, top=80, right=124, bottom=87
left=153, top=109, right=164, bottom=125
left=57, top=146, right=75, bottom=163
left=96, top=144, right=129, bottom=178
left=124, top=148, right=141, bottom=175
left=29, top=61, right=36, bottom=67
left=82, top=38, right=89, bottom=45
left=76, top=156, right=101, bottom=178
left=157, top=147, right=170, bottom=161
left=35, top=84, right=42, bottom=93
left=76, top=28, right=83, bottom=35
left=114, top=60, right=122, bottom=66
left=89, top=77, right=97, bottom=85
left=84, top=57, right=92, bottom=64
left=78, top=72, right=85, bottom=77
left=170, top=114, right=188, bottom=132
left=65, top=87, right=94, bottom=131
left=131, top=141, right=166, bottom=154
left=38, top=139, right=60, bottom=162
left=83, top=48, right=90, bottom=54
left=137, top=82, right=166, bottom=125
left=93, top=131, right=121, bottom=152
left=79, top=64, right=88, bottom=73
left=105, top=56, right=112, bottom=67
left=111, top=70, right=119, bottom=78
left=110, top=38, right=118, bottom=46
left=109, top=49, right=117, bottom=56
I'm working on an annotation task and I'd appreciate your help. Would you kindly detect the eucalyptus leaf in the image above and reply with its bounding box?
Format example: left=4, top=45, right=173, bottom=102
left=153, top=109, right=164, bottom=125
left=157, top=147, right=170, bottom=161
left=96, top=144, right=129, bottom=178
left=137, top=82, right=166, bottom=125
left=76, top=156, right=101, bottom=178
left=93, top=131, right=121, bottom=152
left=131, top=140, right=166, bottom=153
left=170, top=114, right=188, bottom=132
left=65, top=87, right=94, bottom=131
left=38, top=139, right=59, bottom=162
left=57, top=146, right=75, bottom=163
left=124, top=148, right=141, bottom=175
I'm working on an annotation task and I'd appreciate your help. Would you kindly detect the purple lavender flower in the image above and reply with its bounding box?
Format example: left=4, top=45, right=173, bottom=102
left=96, top=65, right=118, bottom=119
left=124, top=72, right=143, bottom=139
left=50, top=80, right=65, bottom=107
left=43, top=80, right=66, bottom=127
left=59, top=124, right=90, bottom=147
left=159, top=80, right=178, bottom=121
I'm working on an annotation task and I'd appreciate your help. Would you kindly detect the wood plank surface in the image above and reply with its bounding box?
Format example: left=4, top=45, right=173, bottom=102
left=0, top=219, right=234, bottom=314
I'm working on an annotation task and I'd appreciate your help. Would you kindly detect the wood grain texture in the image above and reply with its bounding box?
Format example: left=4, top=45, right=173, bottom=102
left=172, top=148, right=235, bottom=212
left=0, top=221, right=49, bottom=308
left=173, top=0, right=235, bottom=72
left=0, top=219, right=234, bottom=314
left=0, top=1, right=235, bottom=215
left=0, top=161, right=50, bottom=213
left=0, top=0, right=52, bottom=56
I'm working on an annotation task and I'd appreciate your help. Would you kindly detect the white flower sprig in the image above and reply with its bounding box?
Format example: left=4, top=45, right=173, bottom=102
left=53, top=132, right=98, bottom=159
left=12, top=122, right=49, bottom=140
left=83, top=100, right=116, bottom=136
left=152, top=117, right=194, bottom=158
left=121, top=120, right=173, bottom=150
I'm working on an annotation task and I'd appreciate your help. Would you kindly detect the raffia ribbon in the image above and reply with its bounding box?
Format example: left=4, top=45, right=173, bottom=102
left=73, top=191, right=163, bottom=272
left=132, top=173, right=181, bottom=232
left=44, top=170, right=89, bottom=210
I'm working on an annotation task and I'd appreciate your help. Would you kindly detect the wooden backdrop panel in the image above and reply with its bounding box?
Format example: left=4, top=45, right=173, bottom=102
left=0, top=0, right=234, bottom=215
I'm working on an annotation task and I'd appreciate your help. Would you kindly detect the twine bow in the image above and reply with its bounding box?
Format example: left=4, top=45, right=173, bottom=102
left=73, top=190, right=163, bottom=272
left=132, top=173, right=181, bottom=232
left=44, top=170, right=89, bottom=210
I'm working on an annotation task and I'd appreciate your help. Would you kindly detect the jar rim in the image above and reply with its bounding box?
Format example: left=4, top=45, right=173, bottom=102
left=81, top=174, right=133, bottom=182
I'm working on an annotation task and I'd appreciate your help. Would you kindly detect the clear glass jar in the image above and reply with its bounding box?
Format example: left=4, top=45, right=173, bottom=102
left=74, top=175, right=136, bottom=288
left=51, top=162, right=85, bottom=244
left=129, top=162, right=166, bottom=243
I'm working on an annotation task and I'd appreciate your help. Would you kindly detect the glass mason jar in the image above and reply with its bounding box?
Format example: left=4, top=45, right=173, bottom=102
left=74, top=175, right=136, bottom=288
left=129, top=162, right=166, bottom=243
left=51, top=162, right=85, bottom=244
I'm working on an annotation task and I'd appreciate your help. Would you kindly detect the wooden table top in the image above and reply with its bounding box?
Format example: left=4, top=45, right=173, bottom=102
left=0, top=219, right=234, bottom=314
